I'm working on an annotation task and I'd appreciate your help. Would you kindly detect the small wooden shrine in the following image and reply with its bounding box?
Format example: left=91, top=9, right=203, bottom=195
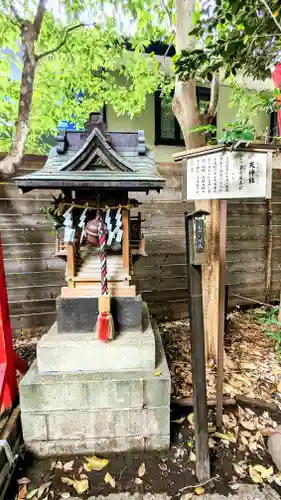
left=15, top=113, right=170, bottom=456
left=15, top=113, right=165, bottom=299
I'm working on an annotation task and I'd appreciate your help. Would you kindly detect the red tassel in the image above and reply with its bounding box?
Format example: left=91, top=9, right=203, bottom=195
left=97, top=311, right=114, bottom=342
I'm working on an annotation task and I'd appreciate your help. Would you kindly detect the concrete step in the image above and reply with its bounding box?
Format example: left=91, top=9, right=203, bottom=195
left=38, top=301, right=154, bottom=373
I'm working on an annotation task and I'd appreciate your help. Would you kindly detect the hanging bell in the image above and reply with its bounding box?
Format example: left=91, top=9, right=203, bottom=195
left=85, top=218, right=99, bottom=246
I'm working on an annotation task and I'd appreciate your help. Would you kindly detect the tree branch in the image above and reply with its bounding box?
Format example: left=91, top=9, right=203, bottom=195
left=161, top=0, right=172, bottom=28
left=2, top=0, right=24, bottom=25
left=208, top=72, right=219, bottom=119
left=36, top=23, right=85, bottom=61
left=33, top=0, right=46, bottom=39
left=260, top=0, right=281, bottom=33
left=164, top=34, right=175, bottom=59
left=10, top=2, right=24, bottom=25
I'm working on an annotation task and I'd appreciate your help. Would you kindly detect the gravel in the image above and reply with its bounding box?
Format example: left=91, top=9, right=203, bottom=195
left=66, top=484, right=281, bottom=499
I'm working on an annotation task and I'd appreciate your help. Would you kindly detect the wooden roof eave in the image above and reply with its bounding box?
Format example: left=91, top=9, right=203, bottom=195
left=173, top=143, right=280, bottom=162
left=15, top=177, right=165, bottom=193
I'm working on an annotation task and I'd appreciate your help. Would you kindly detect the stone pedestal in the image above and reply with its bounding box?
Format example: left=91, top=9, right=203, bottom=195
left=19, top=301, right=171, bottom=456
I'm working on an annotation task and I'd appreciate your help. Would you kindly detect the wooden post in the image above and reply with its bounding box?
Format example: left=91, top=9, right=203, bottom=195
left=67, top=242, right=75, bottom=287
left=216, top=200, right=227, bottom=429
left=185, top=212, right=210, bottom=483
left=198, top=199, right=220, bottom=361
left=265, top=198, right=273, bottom=304
left=122, top=209, right=130, bottom=273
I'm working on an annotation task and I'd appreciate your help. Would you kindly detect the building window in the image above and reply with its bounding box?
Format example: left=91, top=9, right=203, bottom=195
left=154, top=87, right=216, bottom=146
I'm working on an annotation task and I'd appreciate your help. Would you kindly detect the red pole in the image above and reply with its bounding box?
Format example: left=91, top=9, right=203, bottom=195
left=271, top=64, right=281, bottom=138
left=0, top=234, right=18, bottom=410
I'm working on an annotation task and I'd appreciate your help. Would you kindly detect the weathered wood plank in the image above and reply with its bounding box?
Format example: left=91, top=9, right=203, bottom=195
left=6, top=271, right=65, bottom=288
left=4, top=258, right=65, bottom=274
left=7, top=284, right=62, bottom=302
left=9, top=298, right=56, bottom=316
left=1, top=228, right=56, bottom=244
left=11, top=311, right=56, bottom=333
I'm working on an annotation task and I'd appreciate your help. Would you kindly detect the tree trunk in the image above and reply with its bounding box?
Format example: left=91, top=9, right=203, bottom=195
left=0, top=0, right=46, bottom=179
left=173, top=0, right=221, bottom=362
left=0, top=23, right=37, bottom=178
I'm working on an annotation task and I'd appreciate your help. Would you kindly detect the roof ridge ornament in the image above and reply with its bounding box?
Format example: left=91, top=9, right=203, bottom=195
left=84, top=111, right=110, bottom=142
left=137, top=130, right=146, bottom=156
left=56, top=131, right=69, bottom=155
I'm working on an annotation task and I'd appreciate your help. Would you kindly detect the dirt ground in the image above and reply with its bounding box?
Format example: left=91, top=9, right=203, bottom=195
left=11, top=308, right=281, bottom=499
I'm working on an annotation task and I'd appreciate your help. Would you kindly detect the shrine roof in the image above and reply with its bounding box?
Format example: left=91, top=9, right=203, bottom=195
left=15, top=116, right=165, bottom=192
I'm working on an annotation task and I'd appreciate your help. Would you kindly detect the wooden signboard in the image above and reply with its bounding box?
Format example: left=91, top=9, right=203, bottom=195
left=183, top=148, right=272, bottom=201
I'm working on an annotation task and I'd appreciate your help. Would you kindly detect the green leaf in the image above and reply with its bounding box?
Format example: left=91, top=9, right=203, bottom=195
left=26, top=490, right=39, bottom=499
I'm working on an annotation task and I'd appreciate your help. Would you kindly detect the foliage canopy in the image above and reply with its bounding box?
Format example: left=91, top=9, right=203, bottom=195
left=0, top=0, right=172, bottom=154
left=174, top=0, right=281, bottom=82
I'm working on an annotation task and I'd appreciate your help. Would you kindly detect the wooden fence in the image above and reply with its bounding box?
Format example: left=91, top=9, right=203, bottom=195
left=1, top=155, right=281, bottom=335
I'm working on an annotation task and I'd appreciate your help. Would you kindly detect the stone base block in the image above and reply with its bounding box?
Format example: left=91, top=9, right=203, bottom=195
left=19, top=322, right=171, bottom=456
left=57, top=295, right=142, bottom=333
left=37, top=302, right=155, bottom=373
left=24, top=435, right=170, bottom=457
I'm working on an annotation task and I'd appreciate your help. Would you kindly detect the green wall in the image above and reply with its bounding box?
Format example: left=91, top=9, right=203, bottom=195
left=107, top=84, right=270, bottom=163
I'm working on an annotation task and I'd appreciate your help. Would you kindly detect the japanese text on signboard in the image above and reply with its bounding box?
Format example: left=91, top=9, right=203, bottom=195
left=186, top=151, right=270, bottom=200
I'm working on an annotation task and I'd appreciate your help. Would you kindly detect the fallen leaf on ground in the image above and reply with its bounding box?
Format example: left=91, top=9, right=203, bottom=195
left=55, top=461, right=63, bottom=469
left=73, top=478, right=89, bottom=494
left=208, top=438, right=216, bottom=448
left=135, top=478, right=143, bottom=484
left=84, top=455, right=109, bottom=471
left=63, top=460, right=74, bottom=471
left=189, top=451, right=196, bottom=462
left=187, top=413, right=194, bottom=425
left=253, top=464, right=273, bottom=479
left=37, top=481, right=52, bottom=499
left=61, top=477, right=74, bottom=486
left=241, top=430, right=252, bottom=438
left=229, top=483, right=240, bottom=490
left=50, top=461, right=56, bottom=471
left=159, top=462, right=168, bottom=472
left=274, top=472, right=281, bottom=486
left=26, top=489, right=39, bottom=499
left=242, top=362, right=257, bottom=370
left=241, top=420, right=257, bottom=431
left=213, top=432, right=236, bottom=443
left=104, top=472, right=116, bottom=488
left=154, top=371, right=162, bottom=377
left=186, top=440, right=193, bottom=448
left=180, top=493, right=193, bottom=500
left=233, top=463, right=246, bottom=477
left=262, top=428, right=276, bottom=436
left=249, top=465, right=263, bottom=484
left=138, top=462, right=146, bottom=477
left=240, top=435, right=248, bottom=446
left=60, top=494, right=71, bottom=499
left=195, top=486, right=205, bottom=495
left=171, top=417, right=185, bottom=424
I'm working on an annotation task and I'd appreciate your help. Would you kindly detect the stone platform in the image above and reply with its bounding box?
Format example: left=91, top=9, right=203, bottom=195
left=19, top=304, right=171, bottom=456
left=37, top=321, right=155, bottom=373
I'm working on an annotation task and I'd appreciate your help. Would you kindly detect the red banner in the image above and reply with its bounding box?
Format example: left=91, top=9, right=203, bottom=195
left=271, top=63, right=281, bottom=139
